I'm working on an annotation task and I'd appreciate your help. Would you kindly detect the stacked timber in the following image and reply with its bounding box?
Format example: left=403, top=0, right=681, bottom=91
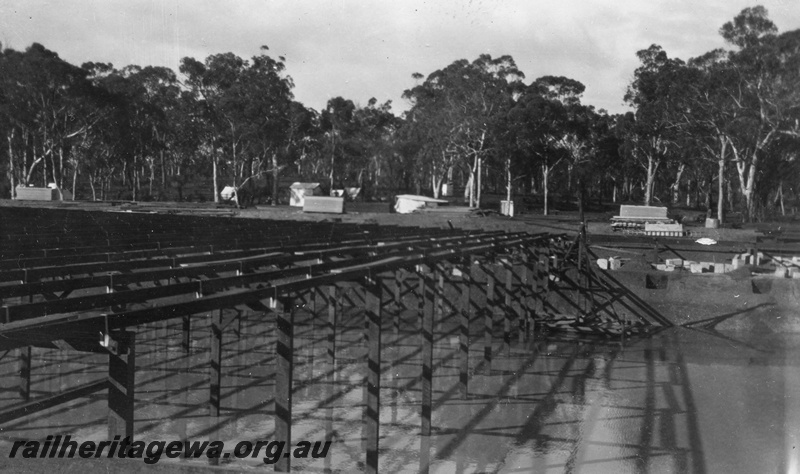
left=610, top=205, right=680, bottom=234
left=540, top=314, right=652, bottom=338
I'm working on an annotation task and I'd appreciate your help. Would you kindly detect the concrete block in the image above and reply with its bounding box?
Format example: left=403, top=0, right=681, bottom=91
left=597, top=258, right=609, bottom=270
left=732, top=257, right=742, bottom=269
left=645, top=222, right=684, bottom=232
left=665, top=258, right=683, bottom=267
left=303, top=196, right=344, bottom=214
left=793, top=271, right=800, bottom=279
left=793, top=256, right=800, bottom=265
left=609, top=257, right=622, bottom=270
left=619, top=205, right=668, bottom=219
left=15, top=187, right=59, bottom=201
left=714, top=264, right=726, bottom=274
left=701, top=262, right=712, bottom=271
left=690, top=263, right=704, bottom=274
left=775, top=267, right=788, bottom=278
left=664, top=264, right=676, bottom=272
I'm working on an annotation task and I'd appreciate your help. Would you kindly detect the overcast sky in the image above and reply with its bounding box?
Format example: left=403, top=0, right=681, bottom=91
left=2, top=0, right=799, bottom=115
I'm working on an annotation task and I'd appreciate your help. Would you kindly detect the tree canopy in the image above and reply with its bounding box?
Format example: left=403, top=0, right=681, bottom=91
left=1, top=6, right=798, bottom=221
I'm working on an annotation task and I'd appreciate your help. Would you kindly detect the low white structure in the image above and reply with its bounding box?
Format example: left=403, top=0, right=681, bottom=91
left=220, top=186, right=237, bottom=201
left=16, top=184, right=71, bottom=201
left=303, top=196, right=344, bottom=214
left=394, top=194, right=449, bottom=214
left=290, top=182, right=322, bottom=207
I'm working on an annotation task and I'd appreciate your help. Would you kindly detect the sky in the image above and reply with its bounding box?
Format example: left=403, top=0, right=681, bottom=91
left=2, top=0, right=799, bottom=116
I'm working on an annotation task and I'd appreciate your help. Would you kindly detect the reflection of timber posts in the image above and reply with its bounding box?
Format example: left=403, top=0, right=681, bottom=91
left=18, top=346, right=31, bottom=401
left=107, top=331, right=136, bottom=441
left=274, top=296, right=293, bottom=472
left=181, top=315, right=191, bottom=352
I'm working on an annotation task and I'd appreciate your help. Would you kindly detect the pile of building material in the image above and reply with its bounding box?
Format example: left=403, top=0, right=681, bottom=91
left=289, top=182, right=322, bottom=207
left=393, top=194, right=449, bottom=214
left=611, top=205, right=685, bottom=236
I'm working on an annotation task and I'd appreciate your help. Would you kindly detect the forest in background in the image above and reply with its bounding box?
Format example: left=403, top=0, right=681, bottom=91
left=1, top=6, right=798, bottom=222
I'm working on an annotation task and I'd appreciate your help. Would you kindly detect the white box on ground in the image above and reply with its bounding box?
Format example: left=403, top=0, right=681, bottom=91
left=303, top=196, right=344, bottom=214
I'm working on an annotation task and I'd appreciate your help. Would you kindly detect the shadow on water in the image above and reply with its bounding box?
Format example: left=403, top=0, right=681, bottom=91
left=1, top=307, right=799, bottom=473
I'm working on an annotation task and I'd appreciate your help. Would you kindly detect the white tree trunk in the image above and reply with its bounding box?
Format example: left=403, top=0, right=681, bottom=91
left=212, top=153, right=219, bottom=203
left=671, top=163, right=685, bottom=204
left=717, top=136, right=727, bottom=223
left=644, top=154, right=659, bottom=206
left=542, top=164, right=550, bottom=216
left=505, top=156, right=512, bottom=203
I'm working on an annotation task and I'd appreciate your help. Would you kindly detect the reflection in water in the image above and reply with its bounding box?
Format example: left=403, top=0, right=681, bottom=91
left=0, top=307, right=798, bottom=473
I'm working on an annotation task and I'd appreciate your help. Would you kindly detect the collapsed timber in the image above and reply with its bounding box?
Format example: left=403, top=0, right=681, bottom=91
left=0, top=206, right=666, bottom=472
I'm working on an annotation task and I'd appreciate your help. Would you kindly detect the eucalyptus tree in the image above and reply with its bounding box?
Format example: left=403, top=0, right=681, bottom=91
left=320, top=96, right=357, bottom=192
left=0, top=43, right=100, bottom=197
left=717, top=6, right=799, bottom=219
left=623, top=44, right=695, bottom=206
left=506, top=76, right=588, bottom=215
left=180, top=47, right=294, bottom=202
left=401, top=55, right=524, bottom=203
left=351, top=98, right=398, bottom=198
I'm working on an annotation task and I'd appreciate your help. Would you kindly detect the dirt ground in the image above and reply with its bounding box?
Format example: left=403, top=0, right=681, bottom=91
left=1, top=198, right=762, bottom=244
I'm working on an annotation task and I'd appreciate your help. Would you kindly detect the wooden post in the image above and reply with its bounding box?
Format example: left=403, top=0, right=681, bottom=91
left=435, top=266, right=445, bottom=333
left=209, top=309, right=223, bottom=417
left=459, top=260, right=471, bottom=399
left=393, top=270, right=402, bottom=334
left=108, top=331, right=136, bottom=441
left=275, top=296, right=293, bottom=473
left=18, top=346, right=31, bottom=401
left=417, top=269, right=426, bottom=332
left=421, top=265, right=435, bottom=436
left=537, top=245, right=549, bottom=315
left=363, top=276, right=382, bottom=474
left=484, top=269, right=494, bottom=375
